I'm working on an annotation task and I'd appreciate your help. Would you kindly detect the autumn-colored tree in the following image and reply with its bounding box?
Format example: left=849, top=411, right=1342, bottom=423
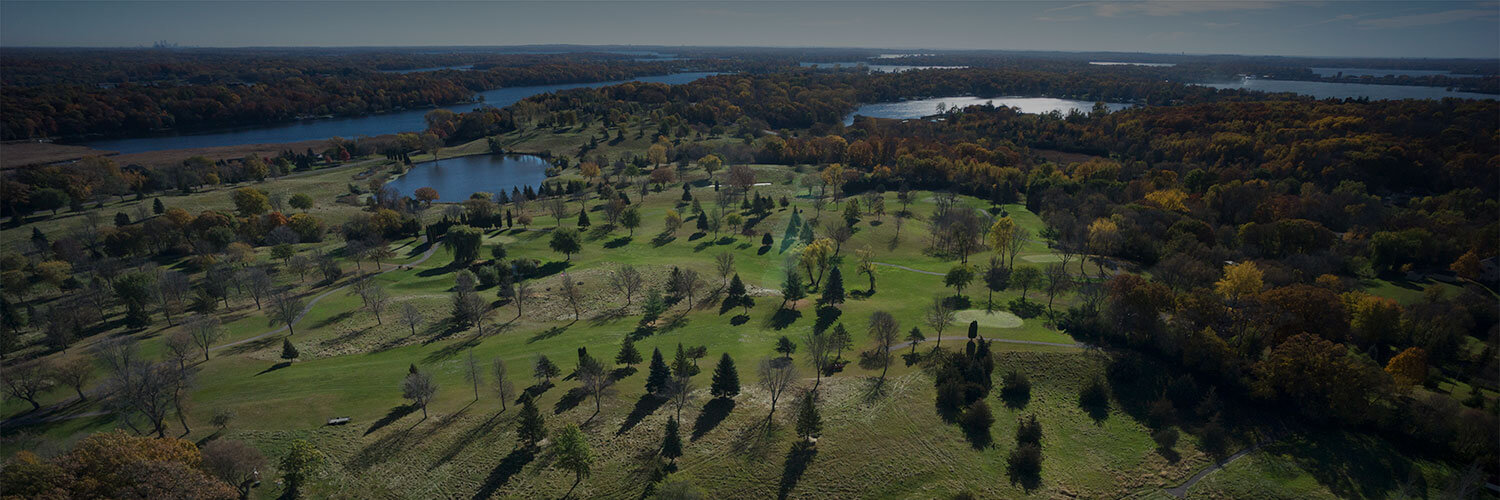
left=1384, top=347, right=1428, bottom=387
left=1, top=430, right=238, bottom=499
left=1255, top=333, right=1389, bottom=423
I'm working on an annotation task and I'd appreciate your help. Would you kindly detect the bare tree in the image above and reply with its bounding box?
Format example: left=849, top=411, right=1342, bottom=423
left=513, top=280, right=532, bottom=319
left=577, top=355, right=613, bottom=420
left=92, top=336, right=140, bottom=375
left=288, top=255, right=313, bottom=282
left=104, top=361, right=175, bottom=437
left=399, top=303, right=424, bottom=336
left=560, top=272, right=583, bottom=322
left=715, top=253, right=736, bottom=287
left=757, top=357, right=799, bottom=420
left=867, top=310, right=901, bottom=384
left=243, top=267, right=273, bottom=310
left=157, top=270, right=191, bottom=326
left=165, top=330, right=195, bottom=371
left=202, top=439, right=267, bottom=499
left=675, top=268, right=706, bottom=309
left=803, top=330, right=832, bottom=390
left=51, top=356, right=95, bottom=401
left=463, top=349, right=483, bottom=401
left=824, top=219, right=853, bottom=255
left=268, top=290, right=304, bottom=335
left=547, top=197, right=569, bottom=228
left=350, top=276, right=390, bottom=324
left=184, top=314, right=224, bottom=361
left=403, top=370, right=438, bottom=419
left=1042, top=263, right=1073, bottom=314
left=667, top=376, right=696, bottom=421
left=608, top=264, right=644, bottom=306
left=493, top=358, right=516, bottom=412
left=3, top=361, right=52, bottom=410
left=924, top=296, right=956, bottom=352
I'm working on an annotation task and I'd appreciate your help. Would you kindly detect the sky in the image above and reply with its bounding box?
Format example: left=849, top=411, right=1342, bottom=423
left=2, top=1, right=1498, bottom=59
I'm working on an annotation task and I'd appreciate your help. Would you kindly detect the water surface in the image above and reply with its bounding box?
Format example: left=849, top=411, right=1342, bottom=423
left=800, top=62, right=966, bottom=73
left=385, top=154, right=550, bottom=202
left=844, top=96, right=1129, bottom=125
left=1198, top=78, right=1496, bottom=100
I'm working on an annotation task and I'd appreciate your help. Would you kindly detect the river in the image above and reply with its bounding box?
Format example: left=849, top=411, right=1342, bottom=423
left=77, top=72, right=719, bottom=155
left=844, top=96, right=1130, bottom=125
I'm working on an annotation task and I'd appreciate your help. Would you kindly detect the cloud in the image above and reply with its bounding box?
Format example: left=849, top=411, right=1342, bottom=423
left=1036, top=15, right=1085, bottom=22
left=1089, top=1, right=1281, bottom=17
left=1202, top=22, right=1241, bottom=27
left=1356, top=8, right=1498, bottom=28
left=1147, top=31, right=1194, bottom=40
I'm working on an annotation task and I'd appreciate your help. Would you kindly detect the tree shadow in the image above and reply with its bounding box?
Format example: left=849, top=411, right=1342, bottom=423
left=553, top=386, right=588, bottom=415
left=757, top=246, right=771, bottom=255
left=588, top=307, right=629, bottom=327
left=225, top=334, right=282, bottom=356
left=616, top=394, right=666, bottom=436
left=365, top=404, right=416, bottom=436
left=961, top=420, right=992, bottom=450
left=766, top=308, right=801, bottom=330
left=255, top=361, right=291, bottom=376
left=729, top=315, right=750, bottom=326
left=777, top=442, right=817, bottom=500
left=813, top=306, right=842, bottom=333
left=687, top=232, right=706, bottom=241
left=423, top=334, right=481, bottom=363
left=433, top=406, right=504, bottom=468
left=1156, top=445, right=1181, bottom=463
left=522, top=381, right=553, bottom=401
left=533, top=261, right=570, bottom=279
left=651, top=233, right=677, bottom=247
left=604, top=237, right=632, bottom=248
left=693, top=241, right=714, bottom=252
left=691, top=398, right=736, bottom=441
left=610, top=366, right=637, bottom=381
left=528, top=325, right=568, bottom=344
left=471, top=447, right=535, bottom=500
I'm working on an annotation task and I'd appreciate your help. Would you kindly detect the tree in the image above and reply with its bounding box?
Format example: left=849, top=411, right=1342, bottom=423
left=399, top=303, right=424, bottom=336
left=724, top=274, right=754, bottom=315
left=554, top=423, right=594, bottom=489
left=9, top=430, right=239, bottom=499
left=1214, top=261, right=1264, bottom=304
left=51, top=356, right=94, bottom=401
left=153, top=197, right=166, bottom=214
left=925, top=296, right=956, bottom=352
left=667, top=376, right=696, bottom=421
left=349, top=277, right=390, bottom=325
left=184, top=314, right=224, bottom=361
left=905, top=327, right=927, bottom=355
left=269, top=291, right=303, bottom=335
left=820, top=266, right=845, bottom=306
left=114, top=211, right=131, bottom=226
left=202, top=439, right=267, bottom=499
left=944, top=264, right=974, bottom=298
left=758, top=357, right=799, bottom=420
left=230, top=188, right=270, bottom=217
left=710, top=353, right=741, bottom=398
left=856, top=248, right=877, bottom=293
left=621, top=207, right=641, bottom=237
left=31, top=187, right=68, bottom=215
left=280, top=338, right=299, bottom=362
left=867, top=310, right=901, bottom=383
left=1011, top=267, right=1041, bottom=303
left=803, top=330, right=832, bottom=389
left=443, top=225, right=483, bottom=265
left=616, top=337, right=643, bottom=368
left=550, top=228, right=582, bottom=261
left=3, top=361, right=51, bottom=410
left=780, top=267, right=806, bottom=309
left=533, top=355, right=560, bottom=385
left=829, top=323, right=853, bottom=361
left=517, top=393, right=547, bottom=448
left=1385, top=347, right=1428, bottom=387
left=714, top=253, right=735, bottom=287
left=661, top=416, right=684, bottom=463
left=113, top=271, right=157, bottom=328
left=560, top=272, right=583, bottom=321
left=983, top=257, right=1010, bottom=310
left=646, top=348, right=672, bottom=395
left=279, top=439, right=326, bottom=495
left=1086, top=218, right=1120, bottom=279
left=987, top=217, right=1018, bottom=266
left=402, top=370, right=438, bottom=419
left=775, top=336, right=797, bottom=360
left=609, top=264, right=644, bottom=305
left=289, top=193, right=315, bottom=211
left=492, top=358, right=516, bottom=412
left=1042, top=263, right=1072, bottom=314
left=578, top=354, right=612, bottom=419
left=795, top=390, right=822, bottom=443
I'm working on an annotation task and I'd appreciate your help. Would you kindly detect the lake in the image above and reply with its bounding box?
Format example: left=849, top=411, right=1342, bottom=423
left=800, top=62, right=967, bottom=73
left=77, top=72, right=719, bottom=154
left=1310, top=67, right=1474, bottom=78
left=379, top=65, right=475, bottom=74
left=844, top=97, right=1130, bottom=125
left=385, top=154, right=550, bottom=202
left=1090, top=61, right=1175, bottom=67
left=1198, top=78, right=1497, bottom=100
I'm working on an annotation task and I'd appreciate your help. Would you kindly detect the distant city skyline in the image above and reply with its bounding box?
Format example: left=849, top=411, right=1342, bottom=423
left=2, top=1, right=1498, bottom=59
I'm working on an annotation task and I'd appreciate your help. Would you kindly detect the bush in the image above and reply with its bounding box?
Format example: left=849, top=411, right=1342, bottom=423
left=935, top=380, right=965, bottom=420
left=1079, top=377, right=1109, bottom=415
left=1147, top=396, right=1177, bottom=429
left=1152, top=427, right=1180, bottom=451
left=1007, top=298, right=1044, bottom=319
left=1199, top=418, right=1228, bottom=457
left=1006, top=442, right=1043, bottom=480
left=1015, top=414, right=1043, bottom=445
left=474, top=264, right=500, bottom=287
left=1000, top=370, right=1031, bottom=406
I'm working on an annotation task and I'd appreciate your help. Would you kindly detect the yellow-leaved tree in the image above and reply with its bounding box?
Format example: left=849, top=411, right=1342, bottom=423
left=1385, top=347, right=1428, bottom=387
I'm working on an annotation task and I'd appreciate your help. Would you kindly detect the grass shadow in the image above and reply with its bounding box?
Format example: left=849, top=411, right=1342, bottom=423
left=691, top=398, right=736, bottom=441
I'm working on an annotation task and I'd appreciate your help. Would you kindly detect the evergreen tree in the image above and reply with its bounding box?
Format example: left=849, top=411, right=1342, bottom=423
left=672, top=343, right=694, bottom=379
left=280, top=339, right=299, bottom=361
left=681, top=184, right=692, bottom=202
left=506, top=211, right=514, bottom=228
left=710, top=353, right=740, bottom=398
left=799, top=223, right=814, bottom=243
left=775, top=336, right=797, bottom=360
left=646, top=348, right=671, bottom=395
left=152, top=198, right=165, bottom=215
left=780, top=268, right=806, bottom=309
left=820, top=266, right=845, bottom=306
left=661, top=416, right=683, bottom=463
left=725, top=274, right=754, bottom=315
left=554, top=424, right=593, bottom=487
left=577, top=209, right=591, bottom=228
left=968, top=320, right=979, bottom=339
left=796, top=390, right=822, bottom=442
left=615, top=337, right=642, bottom=367
left=517, top=393, right=547, bottom=448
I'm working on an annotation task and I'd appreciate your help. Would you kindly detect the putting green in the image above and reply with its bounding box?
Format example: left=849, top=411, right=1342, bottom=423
left=955, top=309, right=1024, bottom=328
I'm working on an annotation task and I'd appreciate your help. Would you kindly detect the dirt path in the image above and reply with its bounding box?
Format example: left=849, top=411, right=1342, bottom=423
left=1164, top=433, right=1283, bottom=498
left=888, top=336, right=1082, bottom=351
left=211, top=240, right=441, bottom=353
left=873, top=262, right=945, bottom=276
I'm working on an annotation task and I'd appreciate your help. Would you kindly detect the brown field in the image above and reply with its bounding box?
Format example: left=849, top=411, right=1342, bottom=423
left=0, top=141, right=115, bottom=169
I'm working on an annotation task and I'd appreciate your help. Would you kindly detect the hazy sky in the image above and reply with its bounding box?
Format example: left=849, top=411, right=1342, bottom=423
left=3, top=1, right=1498, bottom=59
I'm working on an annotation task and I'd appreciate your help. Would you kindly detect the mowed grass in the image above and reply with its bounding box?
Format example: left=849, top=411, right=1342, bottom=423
left=1187, top=432, right=1470, bottom=499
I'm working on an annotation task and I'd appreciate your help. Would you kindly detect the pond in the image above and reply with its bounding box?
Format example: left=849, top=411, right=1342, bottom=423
left=844, top=96, right=1130, bottom=125
left=1197, top=77, right=1497, bottom=100
left=384, top=154, right=550, bottom=203
left=76, top=72, right=719, bottom=154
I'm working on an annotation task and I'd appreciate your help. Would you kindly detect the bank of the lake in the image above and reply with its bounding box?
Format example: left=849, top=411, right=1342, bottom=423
left=1198, top=78, right=1497, bottom=100
left=76, top=72, right=719, bottom=155
left=384, top=153, right=551, bottom=203
left=844, top=96, right=1129, bottom=124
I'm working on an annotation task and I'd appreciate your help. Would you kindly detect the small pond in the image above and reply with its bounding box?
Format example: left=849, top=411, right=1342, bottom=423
left=385, top=154, right=550, bottom=203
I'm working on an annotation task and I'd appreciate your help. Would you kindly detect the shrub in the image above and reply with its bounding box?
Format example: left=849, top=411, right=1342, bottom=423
left=1007, top=297, right=1044, bottom=319
left=1152, top=427, right=1180, bottom=451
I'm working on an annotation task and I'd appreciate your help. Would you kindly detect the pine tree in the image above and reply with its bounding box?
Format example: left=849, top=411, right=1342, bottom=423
left=280, top=339, right=299, bottom=361
left=152, top=198, right=165, bottom=215
left=517, top=393, right=547, bottom=448
left=661, top=416, right=683, bottom=463
left=646, top=348, right=671, bottom=395
left=577, top=209, right=591, bottom=228
left=506, top=211, right=514, bottom=228
left=615, top=337, right=642, bottom=367
left=681, top=184, right=692, bottom=202
left=725, top=275, right=754, bottom=315
left=775, top=336, right=797, bottom=360
left=710, top=353, right=740, bottom=398
left=672, top=343, right=693, bottom=379
left=968, top=320, right=979, bottom=339
left=796, top=390, right=822, bottom=443
left=820, top=266, right=845, bottom=306
left=781, top=268, right=805, bottom=309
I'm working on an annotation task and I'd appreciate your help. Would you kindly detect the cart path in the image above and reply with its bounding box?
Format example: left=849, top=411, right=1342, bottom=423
left=1165, top=433, right=1283, bottom=498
